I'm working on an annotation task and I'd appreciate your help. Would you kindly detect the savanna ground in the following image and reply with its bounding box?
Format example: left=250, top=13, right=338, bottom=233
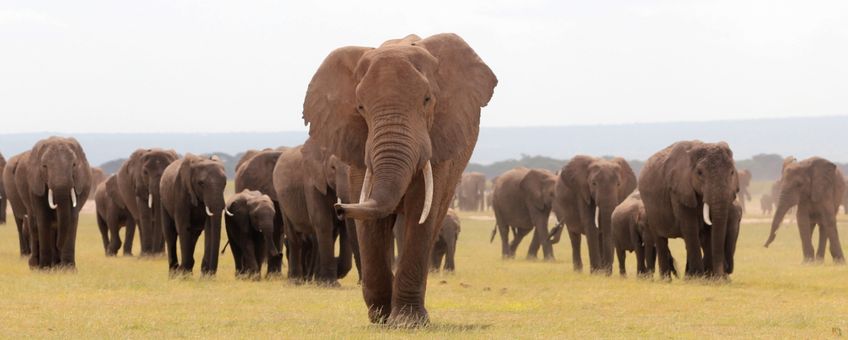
left=0, top=181, right=846, bottom=338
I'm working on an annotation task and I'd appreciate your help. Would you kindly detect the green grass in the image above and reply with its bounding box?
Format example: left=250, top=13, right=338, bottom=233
left=0, top=206, right=846, bottom=338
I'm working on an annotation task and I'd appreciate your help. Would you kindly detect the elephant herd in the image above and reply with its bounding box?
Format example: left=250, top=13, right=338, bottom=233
left=490, top=141, right=846, bottom=281
left=0, top=33, right=489, bottom=326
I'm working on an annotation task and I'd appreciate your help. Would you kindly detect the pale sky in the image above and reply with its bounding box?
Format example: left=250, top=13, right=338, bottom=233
left=1, top=1, right=846, bottom=133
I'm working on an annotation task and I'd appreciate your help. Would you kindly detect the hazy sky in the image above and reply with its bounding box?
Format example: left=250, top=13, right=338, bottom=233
left=1, top=1, right=846, bottom=133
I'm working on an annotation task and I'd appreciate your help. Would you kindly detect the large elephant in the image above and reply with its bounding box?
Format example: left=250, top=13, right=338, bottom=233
left=550, top=156, right=637, bottom=274
left=639, top=140, right=739, bottom=279
left=736, top=169, right=752, bottom=213
left=117, top=148, right=178, bottom=256
left=160, top=154, right=226, bottom=275
left=89, top=167, right=107, bottom=200
left=17, top=137, right=92, bottom=269
left=491, top=168, right=557, bottom=260
left=95, top=175, right=136, bottom=256
left=234, top=148, right=286, bottom=276
left=764, top=157, right=845, bottom=263
left=273, top=146, right=354, bottom=285
left=431, top=209, right=460, bottom=272
left=457, top=172, right=486, bottom=211
left=2, top=152, right=31, bottom=255
left=223, top=189, right=282, bottom=278
left=0, top=152, right=6, bottom=225
left=302, top=33, right=496, bottom=324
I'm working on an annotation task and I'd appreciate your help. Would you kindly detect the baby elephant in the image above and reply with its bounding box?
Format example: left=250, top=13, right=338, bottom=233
left=224, top=190, right=282, bottom=279
left=95, top=175, right=135, bottom=256
left=612, top=192, right=677, bottom=277
left=431, top=210, right=461, bottom=272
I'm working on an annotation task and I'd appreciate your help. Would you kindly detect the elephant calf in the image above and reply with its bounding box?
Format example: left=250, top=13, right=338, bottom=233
left=95, top=175, right=136, bottom=256
left=611, top=192, right=678, bottom=277
left=224, top=190, right=282, bottom=279
left=431, top=210, right=461, bottom=272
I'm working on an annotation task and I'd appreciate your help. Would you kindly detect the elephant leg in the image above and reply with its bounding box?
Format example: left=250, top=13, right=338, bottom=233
left=430, top=245, right=443, bottom=271
left=814, top=222, right=827, bottom=261
left=96, top=214, right=110, bottom=255
left=136, top=197, right=151, bottom=255
left=241, top=238, right=260, bottom=279
left=106, top=213, right=123, bottom=256
left=644, top=244, right=657, bottom=275
left=494, top=211, right=512, bottom=259
left=444, top=238, right=456, bottom=272
left=345, top=218, right=362, bottom=281
left=33, top=208, right=55, bottom=268
left=266, top=207, right=285, bottom=276
left=532, top=216, right=554, bottom=261
left=179, top=227, right=202, bottom=273
left=355, top=215, right=395, bottom=324
left=824, top=215, right=845, bottom=263
left=27, top=215, right=40, bottom=268
left=16, top=217, right=30, bottom=256
left=616, top=247, right=626, bottom=277
left=699, top=224, right=713, bottom=275
left=795, top=212, right=815, bottom=262
left=123, top=217, right=136, bottom=256
left=568, top=231, right=583, bottom=272
left=655, top=237, right=673, bottom=279
left=510, top=227, right=531, bottom=256
left=58, top=212, right=79, bottom=267
left=162, top=214, right=179, bottom=272
left=200, top=217, right=222, bottom=276
left=527, top=231, right=541, bottom=259
left=634, top=243, right=646, bottom=276
left=675, top=205, right=704, bottom=277
left=584, top=225, right=602, bottom=273
left=305, top=189, right=340, bottom=284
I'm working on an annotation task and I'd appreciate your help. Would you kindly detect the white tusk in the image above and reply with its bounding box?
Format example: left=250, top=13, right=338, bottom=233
left=703, top=203, right=712, bottom=225
left=205, top=205, right=214, bottom=217
left=337, top=197, right=342, bottom=204
left=48, top=189, right=58, bottom=209
left=224, top=208, right=234, bottom=217
left=594, top=207, right=600, bottom=227
left=148, top=194, right=153, bottom=209
left=418, top=161, right=434, bottom=224
left=71, top=187, right=78, bottom=208
left=359, top=167, right=372, bottom=203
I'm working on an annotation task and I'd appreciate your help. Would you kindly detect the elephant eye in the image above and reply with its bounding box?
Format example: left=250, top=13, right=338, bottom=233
left=198, top=180, right=205, bottom=187
left=357, top=105, right=364, bottom=111
left=423, top=96, right=431, bottom=105
left=696, top=169, right=704, bottom=177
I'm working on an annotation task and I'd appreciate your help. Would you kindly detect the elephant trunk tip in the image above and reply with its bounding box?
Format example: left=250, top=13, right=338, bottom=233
left=334, top=199, right=394, bottom=221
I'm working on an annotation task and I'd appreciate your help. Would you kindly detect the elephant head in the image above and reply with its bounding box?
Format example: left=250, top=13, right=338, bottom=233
left=521, top=168, right=558, bottom=212
left=302, top=33, right=497, bottom=224
left=179, top=153, right=227, bottom=217
left=26, top=137, right=91, bottom=212
left=765, top=157, right=842, bottom=247
left=136, top=149, right=178, bottom=209
left=737, top=169, right=752, bottom=201
left=669, top=141, right=738, bottom=276
left=225, top=190, right=281, bottom=259
left=561, top=156, right=637, bottom=227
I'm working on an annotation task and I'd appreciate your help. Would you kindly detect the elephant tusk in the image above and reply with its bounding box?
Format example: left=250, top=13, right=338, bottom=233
left=703, top=203, right=712, bottom=226
left=359, top=167, right=372, bottom=203
left=205, top=205, right=214, bottom=217
left=418, top=161, right=434, bottom=224
left=48, top=189, right=58, bottom=209
left=71, top=187, right=78, bottom=208
left=337, top=197, right=342, bottom=205
left=594, top=207, right=600, bottom=228
left=148, top=194, right=153, bottom=209
left=224, top=208, right=234, bottom=217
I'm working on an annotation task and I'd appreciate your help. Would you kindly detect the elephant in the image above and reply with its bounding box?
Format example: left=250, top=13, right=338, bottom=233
left=760, top=193, right=774, bottom=215
left=223, top=189, right=282, bottom=278
left=17, top=137, right=92, bottom=269
left=2, top=152, right=31, bottom=255
left=639, top=140, right=739, bottom=279
left=764, top=157, right=845, bottom=263
left=89, top=167, right=107, bottom=200
left=95, top=175, right=136, bottom=256
left=736, top=169, right=752, bottom=213
left=431, top=209, right=460, bottom=272
left=843, top=179, right=848, bottom=215
left=160, top=154, right=227, bottom=275
left=0, top=152, right=6, bottom=225
left=234, top=148, right=286, bottom=276
left=485, top=189, right=493, bottom=211
left=549, top=156, right=637, bottom=274
left=117, top=148, right=179, bottom=256
left=491, top=167, right=558, bottom=260
left=457, top=172, right=486, bottom=211
left=612, top=192, right=680, bottom=277
left=272, top=146, right=354, bottom=285
left=302, top=33, right=496, bottom=325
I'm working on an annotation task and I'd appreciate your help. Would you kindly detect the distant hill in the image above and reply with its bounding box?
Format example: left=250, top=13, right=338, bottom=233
left=2, top=116, right=846, bottom=180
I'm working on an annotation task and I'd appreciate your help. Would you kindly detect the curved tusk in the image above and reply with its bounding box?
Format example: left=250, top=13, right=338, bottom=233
left=418, top=161, right=434, bottom=224
left=359, top=167, right=372, bottom=203
left=703, top=203, right=712, bottom=226
left=48, top=189, right=58, bottom=209
left=148, top=194, right=153, bottom=209
left=71, top=187, right=78, bottom=208
left=337, top=197, right=342, bottom=205
left=205, top=205, right=214, bottom=217
left=594, top=207, right=600, bottom=227
left=224, top=208, right=234, bottom=217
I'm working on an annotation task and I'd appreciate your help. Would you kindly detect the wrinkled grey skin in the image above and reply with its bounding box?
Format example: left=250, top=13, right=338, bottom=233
left=2, top=152, right=31, bottom=256
left=224, top=190, right=282, bottom=279
left=160, top=154, right=227, bottom=276
left=117, top=148, right=178, bottom=256
left=491, top=167, right=557, bottom=260
left=234, top=149, right=286, bottom=276
left=95, top=175, right=136, bottom=256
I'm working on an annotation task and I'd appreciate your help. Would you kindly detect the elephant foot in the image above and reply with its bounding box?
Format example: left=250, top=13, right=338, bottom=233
left=387, top=306, right=429, bottom=328
left=265, top=272, right=284, bottom=280
left=367, top=305, right=391, bottom=324
left=833, top=257, right=846, bottom=265
left=316, top=280, right=341, bottom=288
left=525, top=254, right=538, bottom=261
left=502, top=254, right=515, bottom=260
left=123, top=251, right=134, bottom=257
left=543, top=256, right=555, bottom=262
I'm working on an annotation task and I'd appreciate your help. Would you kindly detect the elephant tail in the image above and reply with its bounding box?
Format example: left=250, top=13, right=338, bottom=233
left=220, top=240, right=230, bottom=254
left=489, top=224, right=498, bottom=243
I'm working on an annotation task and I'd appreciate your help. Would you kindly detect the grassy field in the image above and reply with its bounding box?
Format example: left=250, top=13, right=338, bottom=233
left=0, top=189, right=847, bottom=338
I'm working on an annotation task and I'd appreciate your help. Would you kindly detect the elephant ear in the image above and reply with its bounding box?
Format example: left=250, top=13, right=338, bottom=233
left=417, top=33, right=498, bottom=163
left=302, top=46, right=373, bottom=169
left=26, top=141, right=48, bottom=196
left=667, top=142, right=704, bottom=208
left=180, top=154, right=199, bottom=207
left=809, top=158, right=837, bottom=203
left=562, top=155, right=594, bottom=205
left=611, top=157, right=637, bottom=203
left=303, top=148, right=328, bottom=196
left=67, top=138, right=92, bottom=203
left=133, top=150, right=150, bottom=197
left=521, top=169, right=552, bottom=211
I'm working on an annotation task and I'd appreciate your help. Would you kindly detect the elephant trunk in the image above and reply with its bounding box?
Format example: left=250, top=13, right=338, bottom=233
left=54, top=187, right=74, bottom=250
left=264, top=232, right=280, bottom=257
left=336, top=119, right=432, bottom=223
left=706, top=198, right=730, bottom=276
left=598, top=203, right=616, bottom=272
left=765, top=195, right=794, bottom=248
